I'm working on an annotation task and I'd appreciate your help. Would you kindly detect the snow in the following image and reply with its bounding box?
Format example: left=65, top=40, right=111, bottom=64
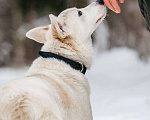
left=0, top=67, right=28, bottom=87
left=86, top=48, right=150, bottom=120
left=0, top=47, right=150, bottom=120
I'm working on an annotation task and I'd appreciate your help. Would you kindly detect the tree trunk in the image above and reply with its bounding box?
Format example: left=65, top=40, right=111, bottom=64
left=67, top=0, right=88, bottom=8
left=0, top=0, right=14, bottom=66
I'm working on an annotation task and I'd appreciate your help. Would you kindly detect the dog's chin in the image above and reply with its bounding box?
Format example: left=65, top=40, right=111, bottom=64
left=96, top=14, right=106, bottom=24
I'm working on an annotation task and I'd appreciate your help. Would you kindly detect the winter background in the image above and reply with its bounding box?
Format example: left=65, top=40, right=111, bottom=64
left=0, top=0, right=150, bottom=120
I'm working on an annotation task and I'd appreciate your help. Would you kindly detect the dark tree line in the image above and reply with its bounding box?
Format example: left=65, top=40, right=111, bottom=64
left=0, top=0, right=88, bottom=67
left=0, top=0, right=149, bottom=67
left=0, top=0, right=14, bottom=66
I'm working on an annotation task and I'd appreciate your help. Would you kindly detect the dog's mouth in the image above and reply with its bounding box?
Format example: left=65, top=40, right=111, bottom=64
left=96, top=14, right=105, bottom=23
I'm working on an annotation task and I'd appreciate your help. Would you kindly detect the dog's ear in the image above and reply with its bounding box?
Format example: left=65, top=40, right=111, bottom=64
left=49, top=14, right=67, bottom=39
left=26, top=25, right=50, bottom=44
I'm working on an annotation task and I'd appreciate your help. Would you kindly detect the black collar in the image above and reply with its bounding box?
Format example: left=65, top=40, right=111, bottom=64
left=39, top=51, right=87, bottom=74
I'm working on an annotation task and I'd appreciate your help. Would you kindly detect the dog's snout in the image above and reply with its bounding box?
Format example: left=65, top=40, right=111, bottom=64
left=97, top=0, right=104, bottom=5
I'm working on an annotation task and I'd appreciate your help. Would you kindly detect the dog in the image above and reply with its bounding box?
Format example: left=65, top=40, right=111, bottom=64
left=0, top=1, right=106, bottom=120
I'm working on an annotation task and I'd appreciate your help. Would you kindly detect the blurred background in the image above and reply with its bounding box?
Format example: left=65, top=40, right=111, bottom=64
left=0, top=0, right=150, bottom=120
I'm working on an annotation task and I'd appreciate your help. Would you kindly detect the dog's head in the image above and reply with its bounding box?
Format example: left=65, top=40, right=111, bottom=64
left=26, top=2, right=106, bottom=44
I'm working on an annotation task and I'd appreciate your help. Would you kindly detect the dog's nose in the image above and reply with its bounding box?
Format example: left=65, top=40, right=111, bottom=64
left=97, top=0, right=104, bottom=5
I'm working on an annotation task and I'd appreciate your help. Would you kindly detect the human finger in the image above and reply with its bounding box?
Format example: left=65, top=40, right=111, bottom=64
left=109, top=0, right=121, bottom=13
left=118, top=0, right=124, bottom=3
left=103, top=0, right=116, bottom=12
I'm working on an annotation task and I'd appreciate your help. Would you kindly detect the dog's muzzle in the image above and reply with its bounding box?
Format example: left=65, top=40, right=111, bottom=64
left=97, top=0, right=104, bottom=5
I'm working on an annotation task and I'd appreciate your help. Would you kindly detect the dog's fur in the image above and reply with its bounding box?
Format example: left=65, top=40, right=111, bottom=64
left=0, top=2, right=106, bottom=120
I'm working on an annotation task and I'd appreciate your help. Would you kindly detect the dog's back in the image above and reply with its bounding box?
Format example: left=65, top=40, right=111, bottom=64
left=0, top=77, right=63, bottom=120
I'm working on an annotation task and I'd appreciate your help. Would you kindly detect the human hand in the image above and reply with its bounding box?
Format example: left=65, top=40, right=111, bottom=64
left=103, top=0, right=124, bottom=13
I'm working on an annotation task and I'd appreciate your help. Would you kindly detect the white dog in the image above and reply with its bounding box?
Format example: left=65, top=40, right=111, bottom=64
left=0, top=1, right=106, bottom=120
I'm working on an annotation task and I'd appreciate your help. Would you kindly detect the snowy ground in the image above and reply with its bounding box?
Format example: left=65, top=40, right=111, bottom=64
left=0, top=47, right=150, bottom=120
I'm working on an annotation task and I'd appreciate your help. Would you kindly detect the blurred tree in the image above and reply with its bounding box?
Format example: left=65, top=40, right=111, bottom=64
left=107, top=0, right=150, bottom=59
left=67, top=0, right=88, bottom=8
left=0, top=0, right=14, bottom=66
left=16, top=0, right=67, bottom=17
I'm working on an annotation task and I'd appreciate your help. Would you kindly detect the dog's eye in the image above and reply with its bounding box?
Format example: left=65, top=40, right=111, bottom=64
left=78, top=11, right=82, bottom=16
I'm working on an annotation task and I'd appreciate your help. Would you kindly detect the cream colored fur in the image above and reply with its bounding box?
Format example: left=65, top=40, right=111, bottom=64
left=0, top=2, right=106, bottom=120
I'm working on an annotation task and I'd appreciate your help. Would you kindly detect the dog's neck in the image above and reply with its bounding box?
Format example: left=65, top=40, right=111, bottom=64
left=41, top=35, right=93, bottom=69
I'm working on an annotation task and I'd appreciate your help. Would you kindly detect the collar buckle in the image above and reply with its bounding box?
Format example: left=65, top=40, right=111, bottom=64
left=79, top=62, right=84, bottom=73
